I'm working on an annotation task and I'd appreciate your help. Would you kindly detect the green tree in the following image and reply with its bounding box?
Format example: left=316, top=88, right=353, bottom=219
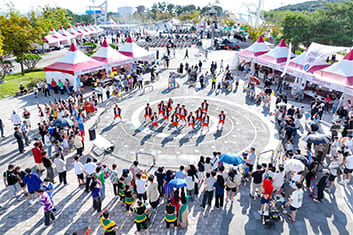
left=0, top=11, right=41, bottom=75
left=15, top=53, right=42, bottom=72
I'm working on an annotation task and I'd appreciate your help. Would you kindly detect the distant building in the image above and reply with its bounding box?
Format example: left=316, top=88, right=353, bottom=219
left=136, top=5, right=145, bottom=13
left=117, top=6, right=136, bottom=17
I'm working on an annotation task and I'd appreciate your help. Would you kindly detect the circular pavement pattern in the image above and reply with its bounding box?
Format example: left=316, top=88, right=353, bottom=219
left=97, top=96, right=271, bottom=166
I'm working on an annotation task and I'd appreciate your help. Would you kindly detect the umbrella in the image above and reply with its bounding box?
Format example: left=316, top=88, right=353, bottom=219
left=219, top=153, right=245, bottom=165
left=284, top=159, right=305, bottom=172
left=303, top=133, right=330, bottom=145
left=53, top=117, right=74, bottom=127
left=169, top=179, right=187, bottom=189
left=250, top=76, right=260, bottom=85
left=310, top=122, right=319, bottom=132
left=293, top=155, right=308, bottom=166
left=277, top=102, right=287, bottom=107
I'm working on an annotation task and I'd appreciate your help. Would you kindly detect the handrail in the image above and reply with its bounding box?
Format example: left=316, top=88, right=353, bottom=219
left=136, top=152, right=156, bottom=165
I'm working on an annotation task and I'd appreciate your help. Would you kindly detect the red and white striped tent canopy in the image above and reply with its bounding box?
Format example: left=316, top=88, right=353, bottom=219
left=66, top=25, right=83, bottom=38
left=86, top=23, right=97, bottom=34
left=314, top=50, right=353, bottom=94
left=81, top=24, right=94, bottom=36
left=118, top=37, right=154, bottom=61
left=48, top=28, right=70, bottom=45
left=75, top=24, right=90, bottom=37
left=281, top=51, right=330, bottom=79
left=58, top=26, right=76, bottom=41
left=91, top=40, right=131, bottom=68
left=92, top=22, right=104, bottom=33
left=254, top=39, right=295, bottom=70
left=237, top=36, right=270, bottom=60
left=43, top=35, right=60, bottom=47
left=44, top=43, right=104, bottom=89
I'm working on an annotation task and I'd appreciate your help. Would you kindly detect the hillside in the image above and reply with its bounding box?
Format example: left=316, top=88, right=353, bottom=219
left=273, top=0, right=344, bottom=11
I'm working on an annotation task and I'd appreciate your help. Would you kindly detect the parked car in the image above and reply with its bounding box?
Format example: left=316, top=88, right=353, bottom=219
left=216, top=39, right=241, bottom=51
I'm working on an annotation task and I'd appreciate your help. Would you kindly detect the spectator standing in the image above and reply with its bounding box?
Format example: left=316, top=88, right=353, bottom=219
left=44, top=131, right=52, bottom=157
left=135, top=173, right=147, bottom=203
left=32, top=142, right=44, bottom=173
left=147, top=175, right=159, bottom=211
left=54, top=153, right=67, bottom=185
left=214, top=175, right=225, bottom=209
left=36, top=188, right=55, bottom=226
left=90, top=181, right=102, bottom=213
left=74, top=156, right=85, bottom=186
left=73, top=131, right=84, bottom=156
left=3, top=164, right=20, bottom=200
left=108, top=163, right=119, bottom=196
left=42, top=151, right=55, bottom=183
left=15, top=166, right=28, bottom=196
left=23, top=168, right=42, bottom=205
left=14, top=127, right=24, bottom=153
left=84, top=158, right=96, bottom=192
left=0, top=118, right=4, bottom=137
left=287, top=183, right=304, bottom=222
left=201, top=171, right=217, bottom=208
left=175, top=166, right=186, bottom=179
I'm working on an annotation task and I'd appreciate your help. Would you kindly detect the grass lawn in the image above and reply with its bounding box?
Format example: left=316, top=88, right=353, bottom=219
left=0, top=71, right=45, bottom=98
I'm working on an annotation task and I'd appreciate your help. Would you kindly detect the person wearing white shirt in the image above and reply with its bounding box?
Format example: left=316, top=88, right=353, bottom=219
left=340, top=155, right=353, bottom=185
left=186, top=169, right=195, bottom=201
left=83, top=158, right=96, bottom=192
left=272, top=167, right=285, bottom=193
left=11, top=111, right=21, bottom=126
left=135, top=173, right=147, bottom=202
left=328, top=155, right=341, bottom=191
left=44, top=131, right=52, bottom=156
left=74, top=156, right=85, bottom=186
left=287, top=183, right=304, bottom=222
left=54, top=153, right=67, bottom=185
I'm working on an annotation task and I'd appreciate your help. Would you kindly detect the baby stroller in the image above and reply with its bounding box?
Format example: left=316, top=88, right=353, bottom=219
left=262, top=210, right=282, bottom=228
left=309, top=185, right=317, bottom=199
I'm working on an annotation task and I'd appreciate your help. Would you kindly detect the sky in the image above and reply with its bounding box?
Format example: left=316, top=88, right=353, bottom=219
left=0, top=0, right=309, bottom=14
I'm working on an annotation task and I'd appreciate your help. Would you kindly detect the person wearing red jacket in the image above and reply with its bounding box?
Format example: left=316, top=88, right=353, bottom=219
left=158, top=101, right=165, bottom=116
left=195, top=108, right=203, bottom=123
left=32, top=142, right=44, bottom=172
left=259, top=178, right=273, bottom=215
left=179, top=105, right=187, bottom=124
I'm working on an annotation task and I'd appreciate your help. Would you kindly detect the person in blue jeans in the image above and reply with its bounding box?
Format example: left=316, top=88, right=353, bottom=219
left=201, top=171, right=217, bottom=208
left=23, top=168, right=42, bottom=205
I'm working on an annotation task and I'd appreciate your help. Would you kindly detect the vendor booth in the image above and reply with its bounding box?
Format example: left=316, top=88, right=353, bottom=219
left=44, top=43, right=104, bottom=91
left=66, top=25, right=83, bottom=38
left=237, top=36, right=270, bottom=60
left=91, top=40, right=132, bottom=74
left=254, top=39, right=295, bottom=71
left=92, top=23, right=104, bottom=34
left=314, top=50, right=353, bottom=95
left=58, top=26, right=76, bottom=42
left=119, top=37, right=155, bottom=61
left=48, top=28, right=70, bottom=45
left=43, top=35, right=60, bottom=48
left=75, top=24, right=90, bottom=38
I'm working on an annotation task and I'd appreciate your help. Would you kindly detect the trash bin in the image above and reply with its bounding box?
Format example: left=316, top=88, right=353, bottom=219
left=89, top=128, right=96, bottom=140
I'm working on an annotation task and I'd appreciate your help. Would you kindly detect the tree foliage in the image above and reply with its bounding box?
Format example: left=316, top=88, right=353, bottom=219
left=15, top=53, right=42, bottom=72
left=0, top=59, right=13, bottom=79
left=0, top=10, right=41, bottom=75
left=282, top=1, right=353, bottom=48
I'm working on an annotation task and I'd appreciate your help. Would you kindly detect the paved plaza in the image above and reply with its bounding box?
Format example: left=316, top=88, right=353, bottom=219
left=0, top=47, right=352, bottom=235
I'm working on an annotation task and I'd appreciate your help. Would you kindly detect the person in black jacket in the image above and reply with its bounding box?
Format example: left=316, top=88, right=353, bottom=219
left=14, top=127, right=24, bottom=153
left=314, top=169, right=329, bottom=203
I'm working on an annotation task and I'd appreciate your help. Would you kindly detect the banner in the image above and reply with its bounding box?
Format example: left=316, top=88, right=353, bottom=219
left=303, top=42, right=346, bottom=71
left=281, top=42, right=292, bottom=77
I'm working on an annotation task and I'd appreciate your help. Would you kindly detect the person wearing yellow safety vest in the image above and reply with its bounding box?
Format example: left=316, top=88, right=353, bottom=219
left=100, top=208, right=118, bottom=235
left=211, top=74, right=217, bottom=90
left=164, top=199, right=178, bottom=235
left=134, top=200, right=150, bottom=235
